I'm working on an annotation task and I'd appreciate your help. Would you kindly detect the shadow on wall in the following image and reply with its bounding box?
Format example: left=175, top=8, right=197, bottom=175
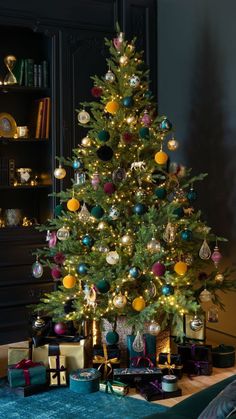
left=185, top=25, right=235, bottom=257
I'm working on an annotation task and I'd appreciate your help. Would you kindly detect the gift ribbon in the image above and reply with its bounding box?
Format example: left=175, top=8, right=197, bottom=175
left=93, top=343, right=119, bottom=378
left=188, top=360, right=209, bottom=379
left=103, top=380, right=126, bottom=397
left=131, top=336, right=155, bottom=368
left=14, top=359, right=41, bottom=386
left=49, top=355, right=66, bottom=385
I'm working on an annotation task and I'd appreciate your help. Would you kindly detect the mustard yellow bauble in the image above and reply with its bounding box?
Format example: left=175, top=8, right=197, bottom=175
left=105, top=100, right=119, bottom=114
left=63, top=274, right=76, bottom=289
left=67, top=198, right=80, bottom=212
left=132, top=296, right=146, bottom=312
left=154, top=150, right=168, bottom=165
left=174, top=261, right=188, bottom=276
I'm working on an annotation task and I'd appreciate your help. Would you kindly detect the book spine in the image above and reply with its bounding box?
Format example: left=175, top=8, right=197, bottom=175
left=45, top=97, right=51, bottom=139
left=35, top=100, right=44, bottom=138
left=38, top=64, right=42, bottom=88
left=42, top=60, right=49, bottom=88
left=26, top=59, right=34, bottom=87
left=8, top=159, right=15, bottom=186
left=33, top=64, right=38, bottom=87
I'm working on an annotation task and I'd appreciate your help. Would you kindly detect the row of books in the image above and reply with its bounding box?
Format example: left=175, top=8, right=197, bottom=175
left=13, top=59, right=49, bottom=88
left=0, top=158, right=15, bottom=186
left=30, top=97, right=51, bottom=139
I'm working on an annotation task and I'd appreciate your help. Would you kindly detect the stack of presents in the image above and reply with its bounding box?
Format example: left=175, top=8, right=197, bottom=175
left=6, top=321, right=235, bottom=399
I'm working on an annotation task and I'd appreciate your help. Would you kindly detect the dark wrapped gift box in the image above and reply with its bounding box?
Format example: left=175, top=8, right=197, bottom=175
left=113, top=367, right=162, bottom=387
left=137, top=381, right=182, bottom=402
left=127, top=334, right=156, bottom=367
left=7, top=383, right=48, bottom=397
left=92, top=343, right=120, bottom=378
left=177, top=343, right=212, bottom=373
left=158, top=353, right=183, bottom=379
left=186, top=359, right=213, bottom=376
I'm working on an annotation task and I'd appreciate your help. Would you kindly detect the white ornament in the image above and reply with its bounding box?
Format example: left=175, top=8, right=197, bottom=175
left=77, top=110, right=90, bottom=124
left=129, top=75, right=140, bottom=88
left=148, top=321, right=161, bottom=336
left=57, top=226, right=70, bottom=241
left=109, top=206, right=119, bottom=220
left=106, top=251, right=120, bottom=265
left=132, top=331, right=144, bottom=352
left=105, top=70, right=115, bottom=83
left=131, top=161, right=146, bottom=171
left=81, top=136, right=91, bottom=147
left=199, top=288, right=212, bottom=303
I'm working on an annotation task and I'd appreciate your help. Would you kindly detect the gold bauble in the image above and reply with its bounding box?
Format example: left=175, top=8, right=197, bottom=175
left=113, top=293, right=127, bottom=309
left=147, top=238, right=161, bottom=254
left=132, top=296, right=146, bottom=312
left=54, top=166, right=66, bottom=179
left=105, top=100, right=120, bottom=114
left=67, top=198, right=80, bottom=212
left=167, top=138, right=179, bottom=151
left=174, top=261, right=188, bottom=276
left=81, top=136, right=91, bottom=147
left=63, top=274, right=76, bottom=289
left=97, top=221, right=108, bottom=230
left=154, top=151, right=168, bottom=165
left=119, top=55, right=129, bottom=66
left=215, top=273, right=224, bottom=282
left=120, top=234, right=133, bottom=246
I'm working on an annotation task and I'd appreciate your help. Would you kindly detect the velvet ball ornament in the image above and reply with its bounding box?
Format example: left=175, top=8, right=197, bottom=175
left=96, top=279, right=110, bottom=294
left=161, top=284, right=174, bottom=296
left=174, top=261, right=188, bottom=276
left=54, top=166, right=66, bottom=179
left=123, top=132, right=134, bottom=144
left=181, top=229, right=192, bottom=241
left=77, top=263, right=89, bottom=276
left=106, top=331, right=119, bottom=345
left=51, top=266, right=62, bottom=280
left=173, top=206, right=184, bottom=218
left=97, top=129, right=110, bottom=142
left=67, top=198, right=80, bottom=212
left=54, top=322, right=67, bottom=335
left=54, top=252, right=65, bottom=265
left=122, top=96, right=134, bottom=108
left=104, top=182, right=116, bottom=195
left=160, top=118, right=172, bottom=131
left=81, top=234, right=94, bottom=247
left=105, top=100, right=119, bottom=114
left=97, top=145, right=113, bottom=161
left=155, top=151, right=168, bottom=165
left=63, top=274, right=76, bottom=289
left=90, top=205, right=104, bottom=219
left=187, top=189, right=197, bottom=202
left=133, top=203, right=146, bottom=215
left=152, top=261, right=166, bottom=277
left=139, top=127, right=149, bottom=139
left=55, top=204, right=63, bottom=217
left=129, top=266, right=141, bottom=279
left=132, top=296, right=146, bottom=312
left=91, top=86, right=103, bottom=98
left=155, top=187, right=167, bottom=199
left=72, top=159, right=83, bottom=170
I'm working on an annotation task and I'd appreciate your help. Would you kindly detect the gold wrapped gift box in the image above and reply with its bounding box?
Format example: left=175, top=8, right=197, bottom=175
left=8, top=347, right=30, bottom=365
left=49, top=355, right=67, bottom=386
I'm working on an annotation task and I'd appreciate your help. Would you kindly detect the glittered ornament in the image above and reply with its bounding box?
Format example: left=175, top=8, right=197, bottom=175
left=97, top=145, right=113, bottom=161
left=81, top=136, right=92, bottom=147
left=96, top=279, right=110, bottom=293
left=51, top=266, right=61, bottom=279
left=122, top=96, right=134, bottom=108
left=67, top=197, right=80, bottom=212
left=121, top=234, right=133, bottom=246
left=78, top=203, right=90, bottom=222
left=72, top=159, right=83, bottom=170
left=147, top=238, right=161, bottom=253
left=63, top=274, right=76, bottom=289
left=113, top=32, right=125, bottom=50
left=189, top=315, right=203, bottom=331
left=155, top=150, right=168, bottom=165
left=155, top=187, right=167, bottom=199
left=33, top=316, right=45, bottom=329
left=119, top=55, right=129, bottom=66
left=54, top=165, right=66, bottom=180
left=97, top=244, right=109, bottom=253
left=161, top=284, right=174, bottom=296
left=167, top=138, right=179, bottom=151
left=97, top=129, right=110, bottom=142
left=133, top=203, right=146, bottom=215
left=104, top=182, right=116, bottom=195
left=148, top=321, right=161, bottom=336
left=106, top=251, right=119, bottom=265
left=163, top=223, right=176, bottom=243
left=187, top=188, right=197, bottom=202
left=152, top=261, right=166, bottom=277
left=109, top=206, right=119, bottom=220
left=81, top=234, right=94, bottom=247
left=54, top=322, right=67, bottom=335
left=129, top=75, right=140, bottom=88
left=77, top=263, right=89, bottom=276
left=55, top=204, right=63, bottom=217
left=211, top=245, right=222, bottom=268
left=123, top=132, right=134, bottom=143
left=57, top=226, right=70, bottom=241
left=105, top=70, right=115, bottom=83
left=141, top=110, right=152, bottom=126
left=105, top=100, right=119, bottom=114
left=174, top=261, right=187, bottom=276
left=199, top=239, right=211, bottom=260
left=90, top=205, right=104, bottom=219
left=126, top=115, right=136, bottom=125
left=97, top=221, right=108, bottom=230
left=139, top=127, right=149, bottom=139
left=160, top=118, right=172, bottom=131
left=32, top=260, right=43, bottom=278
left=106, top=330, right=119, bottom=345
left=184, top=253, right=194, bottom=266
left=77, top=110, right=90, bottom=124
left=181, top=229, right=192, bottom=241
left=112, top=167, right=127, bottom=183
left=129, top=266, right=141, bottom=279
left=132, top=331, right=144, bottom=352
left=215, top=272, right=224, bottom=282
left=91, top=172, right=100, bottom=190
left=113, top=293, right=127, bottom=309
left=199, top=288, right=212, bottom=302
left=132, top=296, right=146, bottom=312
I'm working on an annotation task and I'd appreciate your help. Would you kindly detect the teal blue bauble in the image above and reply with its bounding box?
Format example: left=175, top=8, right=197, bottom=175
left=55, top=204, right=63, bottom=217
left=155, top=187, right=167, bottom=199
left=173, top=206, right=184, bottom=218
left=133, top=203, right=147, bottom=215
left=106, top=330, right=119, bottom=345
left=187, top=189, right=197, bottom=202
left=144, top=90, right=152, bottom=99
left=161, top=284, right=174, bottom=296
left=98, top=129, right=110, bottom=142
left=77, top=263, right=89, bottom=275
left=129, top=266, right=141, bottom=279
left=73, top=159, right=83, bottom=169
left=81, top=234, right=94, bottom=247
left=181, top=229, right=192, bottom=241
left=122, top=96, right=134, bottom=108
left=96, top=279, right=110, bottom=293
left=160, top=118, right=172, bottom=131
left=139, top=127, right=149, bottom=139
left=90, top=205, right=104, bottom=219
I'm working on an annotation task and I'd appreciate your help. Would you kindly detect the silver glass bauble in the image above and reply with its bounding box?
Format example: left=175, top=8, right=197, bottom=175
left=148, top=321, right=161, bottom=336
left=189, top=315, right=204, bottom=332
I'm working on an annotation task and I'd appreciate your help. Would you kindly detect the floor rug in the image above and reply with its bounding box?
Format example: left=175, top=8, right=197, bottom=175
left=0, top=383, right=168, bottom=419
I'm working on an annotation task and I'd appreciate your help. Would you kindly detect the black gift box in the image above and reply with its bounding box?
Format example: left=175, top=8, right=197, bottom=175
left=7, top=383, right=48, bottom=397
left=186, top=360, right=213, bottom=376
left=159, top=353, right=182, bottom=365
left=113, top=368, right=162, bottom=387
left=93, top=344, right=120, bottom=359
left=158, top=353, right=183, bottom=379
left=138, top=381, right=182, bottom=401
left=93, top=344, right=120, bottom=378
left=177, top=344, right=212, bottom=376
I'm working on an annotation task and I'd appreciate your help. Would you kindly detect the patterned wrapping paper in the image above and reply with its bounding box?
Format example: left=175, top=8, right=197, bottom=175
left=69, top=368, right=101, bottom=394
left=127, top=334, right=156, bottom=367
left=113, top=367, right=162, bottom=387
left=8, top=347, right=30, bottom=366
left=8, top=360, right=47, bottom=388
left=99, top=380, right=129, bottom=396
left=48, top=355, right=67, bottom=386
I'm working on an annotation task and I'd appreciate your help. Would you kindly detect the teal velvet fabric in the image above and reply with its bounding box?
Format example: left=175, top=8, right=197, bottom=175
left=8, top=365, right=47, bottom=388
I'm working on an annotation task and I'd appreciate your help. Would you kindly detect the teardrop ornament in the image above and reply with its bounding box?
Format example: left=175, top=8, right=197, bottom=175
left=132, top=330, right=145, bottom=353
left=199, top=239, right=211, bottom=260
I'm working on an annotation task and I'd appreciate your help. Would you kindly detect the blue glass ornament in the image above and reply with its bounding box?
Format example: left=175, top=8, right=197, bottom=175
left=173, top=206, right=184, bottom=218
left=77, top=263, right=89, bottom=275
left=90, top=205, right=104, bottom=219
left=73, top=159, right=83, bottom=169
left=98, top=130, right=110, bottom=142
left=187, top=188, right=197, bottom=202
left=122, top=96, right=134, bottom=108
left=155, top=187, right=167, bottom=199
left=129, top=266, right=141, bottom=279
left=139, top=127, right=149, bottom=139
left=96, top=279, right=110, bottom=293
left=161, top=284, right=174, bottom=296
left=81, top=234, right=94, bottom=247
left=133, top=203, right=147, bottom=215
left=160, top=118, right=172, bottom=131
left=181, top=229, right=192, bottom=241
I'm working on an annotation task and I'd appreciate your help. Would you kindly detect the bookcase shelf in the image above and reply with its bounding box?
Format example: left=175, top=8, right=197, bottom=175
left=0, top=85, right=50, bottom=93
left=0, top=138, right=49, bottom=143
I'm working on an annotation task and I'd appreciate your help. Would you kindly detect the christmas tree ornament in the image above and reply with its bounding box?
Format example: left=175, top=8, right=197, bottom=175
left=81, top=234, right=94, bottom=247
left=109, top=206, right=119, bottom=220
left=130, top=161, right=146, bottom=171
left=33, top=315, right=45, bottom=330
left=155, top=150, right=168, bottom=165
left=106, top=251, right=119, bottom=265
left=181, top=228, right=192, bottom=241
left=105, top=100, right=119, bottom=114
left=132, top=331, right=145, bottom=352
left=54, top=322, right=67, bottom=335
left=121, top=234, right=133, bottom=246
left=155, top=187, right=167, bottom=199
left=160, top=118, right=172, bottom=131
left=105, top=69, right=115, bottom=83
left=187, top=187, right=197, bottom=202
left=123, top=131, right=134, bottom=143
left=113, top=293, right=127, bottom=309
left=97, top=145, right=113, bottom=161
left=67, top=197, right=80, bottom=212
left=54, top=165, right=66, bottom=179
left=84, top=285, right=97, bottom=307
left=133, top=203, right=147, bottom=215
left=199, top=288, right=212, bottom=302
left=72, top=159, right=83, bottom=170
left=126, top=115, right=136, bottom=125
left=77, top=110, right=90, bottom=124
left=97, top=244, right=109, bottom=253
left=96, top=279, right=110, bottom=293
left=103, top=182, right=116, bottom=195
left=139, top=126, right=149, bottom=139
left=163, top=223, right=176, bottom=243
left=113, top=31, right=125, bottom=50
left=147, top=238, right=161, bottom=253
left=48, top=231, right=57, bottom=247
left=135, top=187, right=146, bottom=198
left=57, top=226, right=70, bottom=241
left=161, top=284, right=174, bottom=296
left=122, top=96, right=134, bottom=108
left=112, top=167, right=127, bottom=183
left=211, top=245, right=222, bottom=268
left=119, top=55, right=129, bottom=66
left=51, top=266, right=61, bottom=280
left=32, top=258, right=43, bottom=278
left=152, top=261, right=166, bottom=277
left=173, top=206, right=184, bottom=218
left=129, top=266, right=141, bottom=279
left=215, top=273, right=224, bottom=282
left=141, top=110, right=152, bottom=126
left=54, top=252, right=65, bottom=265
left=167, top=137, right=179, bottom=151
left=77, top=263, right=89, bottom=276
left=97, top=221, right=108, bottom=230
left=132, top=296, right=146, bottom=311
left=106, top=330, right=119, bottom=345
left=199, top=239, right=211, bottom=260
left=91, top=172, right=101, bottom=190
left=174, top=261, right=188, bottom=276
left=78, top=203, right=90, bottom=222
left=144, top=281, right=157, bottom=299
left=148, top=321, right=161, bottom=336
left=184, top=253, right=194, bottom=266
left=91, top=86, right=103, bottom=98
left=81, top=136, right=92, bottom=147
left=63, top=274, right=76, bottom=289
left=97, top=129, right=110, bottom=142
left=74, top=171, right=86, bottom=185
left=189, top=315, right=203, bottom=331
left=129, top=75, right=140, bottom=88
left=90, top=205, right=104, bottom=219
left=54, top=203, right=63, bottom=217
left=207, top=306, right=219, bottom=323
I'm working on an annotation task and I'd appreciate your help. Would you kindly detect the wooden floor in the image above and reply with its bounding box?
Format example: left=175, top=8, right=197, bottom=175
left=131, top=366, right=236, bottom=407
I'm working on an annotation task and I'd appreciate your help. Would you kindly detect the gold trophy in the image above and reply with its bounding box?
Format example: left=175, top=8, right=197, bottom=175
left=4, top=55, right=17, bottom=85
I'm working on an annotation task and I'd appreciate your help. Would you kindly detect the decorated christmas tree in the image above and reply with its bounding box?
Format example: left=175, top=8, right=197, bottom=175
left=32, top=30, right=236, bottom=340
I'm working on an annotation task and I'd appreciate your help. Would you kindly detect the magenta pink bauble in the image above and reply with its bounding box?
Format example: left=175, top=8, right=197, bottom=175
left=103, top=182, right=116, bottom=195
left=51, top=266, right=62, bottom=279
left=152, top=261, right=166, bottom=277
left=54, top=322, right=67, bottom=335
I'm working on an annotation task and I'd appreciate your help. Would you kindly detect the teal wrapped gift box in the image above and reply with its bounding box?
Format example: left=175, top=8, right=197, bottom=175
left=70, top=368, right=101, bottom=394
left=127, top=334, right=156, bottom=367
left=8, top=359, right=47, bottom=388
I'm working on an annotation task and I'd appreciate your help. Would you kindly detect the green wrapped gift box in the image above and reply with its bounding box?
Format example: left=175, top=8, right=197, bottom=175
left=8, top=359, right=47, bottom=388
left=99, top=380, right=129, bottom=396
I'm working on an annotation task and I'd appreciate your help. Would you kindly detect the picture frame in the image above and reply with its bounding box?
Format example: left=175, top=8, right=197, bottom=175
left=0, top=112, right=17, bottom=138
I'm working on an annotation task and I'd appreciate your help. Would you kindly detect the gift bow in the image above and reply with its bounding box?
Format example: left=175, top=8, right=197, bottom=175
left=14, top=359, right=41, bottom=386
left=93, top=344, right=119, bottom=378
left=131, top=336, right=154, bottom=368
left=164, top=353, right=175, bottom=375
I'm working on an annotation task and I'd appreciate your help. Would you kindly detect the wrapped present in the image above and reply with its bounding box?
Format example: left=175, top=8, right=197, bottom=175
left=138, top=380, right=182, bottom=402
left=113, top=367, right=162, bottom=387
left=69, top=368, right=101, bottom=394
left=48, top=355, right=67, bottom=386
left=99, top=380, right=129, bottom=396
left=185, top=359, right=213, bottom=376
left=158, top=352, right=183, bottom=379
left=8, top=347, right=30, bottom=365
left=8, top=383, right=48, bottom=397
left=177, top=343, right=212, bottom=375
left=8, top=359, right=47, bottom=388
left=127, top=334, right=156, bottom=368
left=92, top=343, right=120, bottom=378
left=93, top=344, right=120, bottom=359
